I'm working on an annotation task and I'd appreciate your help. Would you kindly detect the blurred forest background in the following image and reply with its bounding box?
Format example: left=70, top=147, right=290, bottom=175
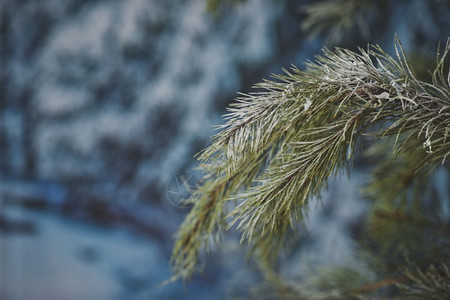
left=0, top=0, right=449, bottom=299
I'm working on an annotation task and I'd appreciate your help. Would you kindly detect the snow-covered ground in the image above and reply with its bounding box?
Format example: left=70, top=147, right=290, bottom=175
left=0, top=172, right=370, bottom=300
left=0, top=206, right=224, bottom=300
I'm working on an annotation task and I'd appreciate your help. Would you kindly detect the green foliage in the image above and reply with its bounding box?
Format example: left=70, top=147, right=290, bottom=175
left=301, top=0, right=381, bottom=44
left=398, top=264, right=450, bottom=299
left=170, top=36, right=450, bottom=297
left=300, top=0, right=449, bottom=47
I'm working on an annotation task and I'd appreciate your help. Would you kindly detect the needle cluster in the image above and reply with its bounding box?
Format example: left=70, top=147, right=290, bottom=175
left=171, top=37, right=450, bottom=283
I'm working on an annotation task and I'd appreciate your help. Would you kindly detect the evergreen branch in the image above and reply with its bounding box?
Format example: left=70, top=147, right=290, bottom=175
left=398, top=264, right=450, bottom=299
left=364, top=138, right=438, bottom=210
left=171, top=37, right=450, bottom=280
left=258, top=266, right=391, bottom=300
left=301, top=0, right=377, bottom=43
left=353, top=275, right=408, bottom=295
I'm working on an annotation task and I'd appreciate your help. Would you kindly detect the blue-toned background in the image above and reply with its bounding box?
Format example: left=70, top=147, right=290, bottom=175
left=0, top=0, right=449, bottom=299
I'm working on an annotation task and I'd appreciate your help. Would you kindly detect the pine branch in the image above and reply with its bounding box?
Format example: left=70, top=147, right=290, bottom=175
left=364, top=138, right=437, bottom=209
left=398, top=264, right=450, bottom=299
left=301, top=0, right=377, bottom=43
left=171, top=37, right=450, bottom=280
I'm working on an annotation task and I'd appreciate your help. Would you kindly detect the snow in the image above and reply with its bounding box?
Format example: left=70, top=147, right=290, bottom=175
left=43, top=3, right=113, bottom=59
left=30, top=0, right=284, bottom=198
left=0, top=207, right=178, bottom=300
left=36, top=83, right=90, bottom=117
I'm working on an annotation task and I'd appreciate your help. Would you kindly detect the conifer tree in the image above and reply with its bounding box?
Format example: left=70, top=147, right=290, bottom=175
left=172, top=1, right=450, bottom=298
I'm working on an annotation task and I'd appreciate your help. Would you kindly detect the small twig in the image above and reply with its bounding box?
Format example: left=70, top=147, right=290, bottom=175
left=349, top=275, right=409, bottom=295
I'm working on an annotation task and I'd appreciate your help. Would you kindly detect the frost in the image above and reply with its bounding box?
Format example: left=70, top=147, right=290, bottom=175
left=375, top=92, right=390, bottom=99
left=423, top=138, right=433, bottom=153
left=283, top=83, right=296, bottom=98
left=392, top=81, right=405, bottom=93
left=304, top=98, right=313, bottom=111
